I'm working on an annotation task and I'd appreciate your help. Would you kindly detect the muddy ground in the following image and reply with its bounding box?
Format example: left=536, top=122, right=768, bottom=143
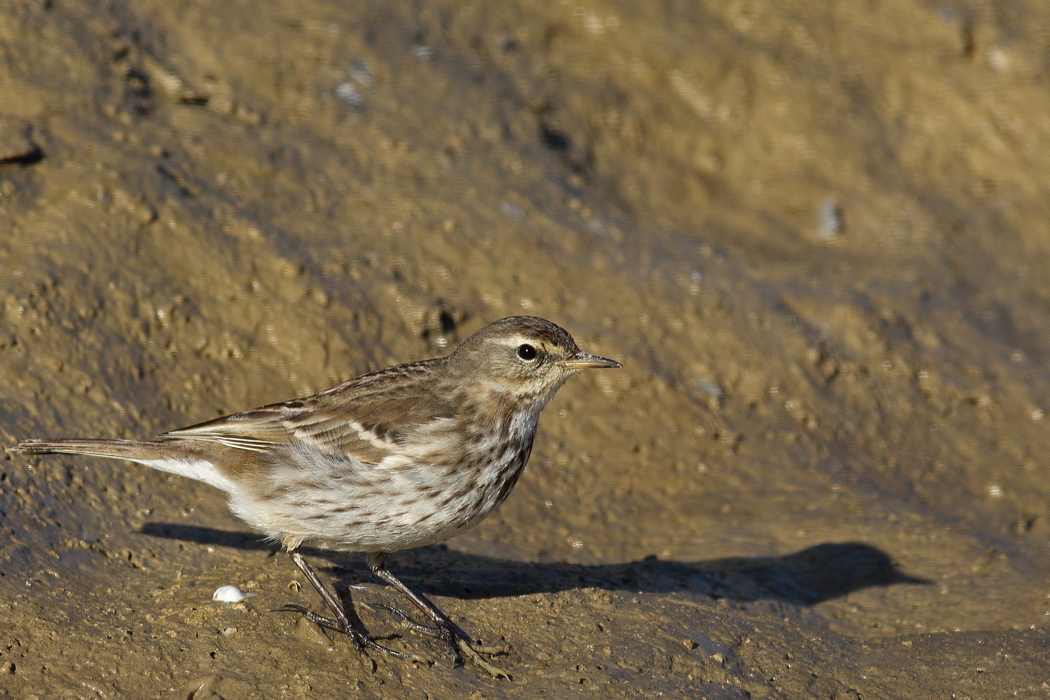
left=2, top=1, right=1050, bottom=697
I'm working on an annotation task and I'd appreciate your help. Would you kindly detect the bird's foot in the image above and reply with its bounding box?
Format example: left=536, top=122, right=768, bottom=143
left=454, top=636, right=512, bottom=680
left=275, top=604, right=428, bottom=667
left=361, top=602, right=511, bottom=679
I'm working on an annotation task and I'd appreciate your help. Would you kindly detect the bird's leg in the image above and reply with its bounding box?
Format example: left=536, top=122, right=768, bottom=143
left=366, top=552, right=511, bottom=679
left=287, top=548, right=417, bottom=663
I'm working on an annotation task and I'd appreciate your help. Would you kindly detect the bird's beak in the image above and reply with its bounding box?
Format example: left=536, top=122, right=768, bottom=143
left=560, top=351, right=622, bottom=370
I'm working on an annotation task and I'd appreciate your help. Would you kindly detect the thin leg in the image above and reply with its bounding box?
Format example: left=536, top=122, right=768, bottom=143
left=366, top=552, right=511, bottom=679
left=287, top=548, right=414, bottom=663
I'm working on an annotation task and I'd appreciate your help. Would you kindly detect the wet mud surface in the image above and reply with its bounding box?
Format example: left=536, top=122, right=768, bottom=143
left=2, top=1, right=1050, bottom=697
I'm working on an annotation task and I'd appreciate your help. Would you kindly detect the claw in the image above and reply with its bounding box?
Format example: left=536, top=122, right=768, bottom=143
left=455, top=638, right=512, bottom=680
left=276, top=602, right=424, bottom=663
left=275, top=604, right=344, bottom=632
left=360, top=602, right=510, bottom=678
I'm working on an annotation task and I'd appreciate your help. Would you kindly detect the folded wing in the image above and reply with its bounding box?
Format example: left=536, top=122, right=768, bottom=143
left=160, top=359, right=455, bottom=467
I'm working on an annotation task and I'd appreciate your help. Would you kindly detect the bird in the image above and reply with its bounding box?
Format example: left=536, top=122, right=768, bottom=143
left=12, top=315, right=621, bottom=677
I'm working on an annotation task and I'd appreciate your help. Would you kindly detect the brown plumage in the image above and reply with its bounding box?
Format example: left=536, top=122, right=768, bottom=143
left=12, top=315, right=620, bottom=677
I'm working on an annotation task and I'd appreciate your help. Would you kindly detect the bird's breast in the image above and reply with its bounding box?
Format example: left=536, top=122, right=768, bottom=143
left=234, top=409, right=542, bottom=553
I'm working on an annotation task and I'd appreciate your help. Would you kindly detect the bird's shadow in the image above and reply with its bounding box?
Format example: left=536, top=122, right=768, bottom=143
left=139, top=522, right=927, bottom=606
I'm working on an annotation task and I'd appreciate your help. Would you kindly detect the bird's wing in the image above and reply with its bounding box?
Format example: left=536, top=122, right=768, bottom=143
left=160, top=360, right=455, bottom=466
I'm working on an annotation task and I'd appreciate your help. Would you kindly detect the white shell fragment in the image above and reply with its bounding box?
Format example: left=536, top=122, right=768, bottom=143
left=212, top=585, right=249, bottom=603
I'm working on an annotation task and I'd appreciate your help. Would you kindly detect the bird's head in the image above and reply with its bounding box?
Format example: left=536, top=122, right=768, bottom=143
left=446, top=316, right=620, bottom=408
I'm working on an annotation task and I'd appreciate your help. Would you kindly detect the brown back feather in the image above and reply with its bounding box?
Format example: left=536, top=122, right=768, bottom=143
left=160, top=358, right=459, bottom=468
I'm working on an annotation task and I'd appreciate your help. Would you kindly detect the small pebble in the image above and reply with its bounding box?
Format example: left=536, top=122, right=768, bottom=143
left=0, top=120, right=40, bottom=165
left=501, top=200, right=525, bottom=221
left=335, top=82, right=364, bottom=109
left=212, top=585, right=249, bottom=603
left=693, top=379, right=724, bottom=399
left=817, top=198, right=844, bottom=239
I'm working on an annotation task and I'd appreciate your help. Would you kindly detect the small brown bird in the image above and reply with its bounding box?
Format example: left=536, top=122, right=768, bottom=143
left=13, top=316, right=620, bottom=677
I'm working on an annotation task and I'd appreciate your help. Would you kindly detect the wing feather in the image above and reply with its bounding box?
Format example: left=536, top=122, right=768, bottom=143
left=160, top=358, right=456, bottom=466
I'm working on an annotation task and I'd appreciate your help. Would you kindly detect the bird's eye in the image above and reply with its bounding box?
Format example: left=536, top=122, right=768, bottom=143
left=516, top=344, right=538, bottom=361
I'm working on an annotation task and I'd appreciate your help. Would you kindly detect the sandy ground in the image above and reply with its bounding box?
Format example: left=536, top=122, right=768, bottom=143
left=2, top=1, right=1050, bottom=697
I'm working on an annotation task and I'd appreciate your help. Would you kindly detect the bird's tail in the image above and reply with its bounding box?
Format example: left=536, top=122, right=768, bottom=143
left=10, top=438, right=234, bottom=493
left=13, top=438, right=173, bottom=460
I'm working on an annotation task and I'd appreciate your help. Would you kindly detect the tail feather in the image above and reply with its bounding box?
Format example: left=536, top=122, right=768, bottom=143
left=10, top=438, right=235, bottom=493
left=13, top=438, right=175, bottom=461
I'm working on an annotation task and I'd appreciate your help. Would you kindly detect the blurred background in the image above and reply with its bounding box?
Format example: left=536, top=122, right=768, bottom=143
left=1, top=1, right=1049, bottom=697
